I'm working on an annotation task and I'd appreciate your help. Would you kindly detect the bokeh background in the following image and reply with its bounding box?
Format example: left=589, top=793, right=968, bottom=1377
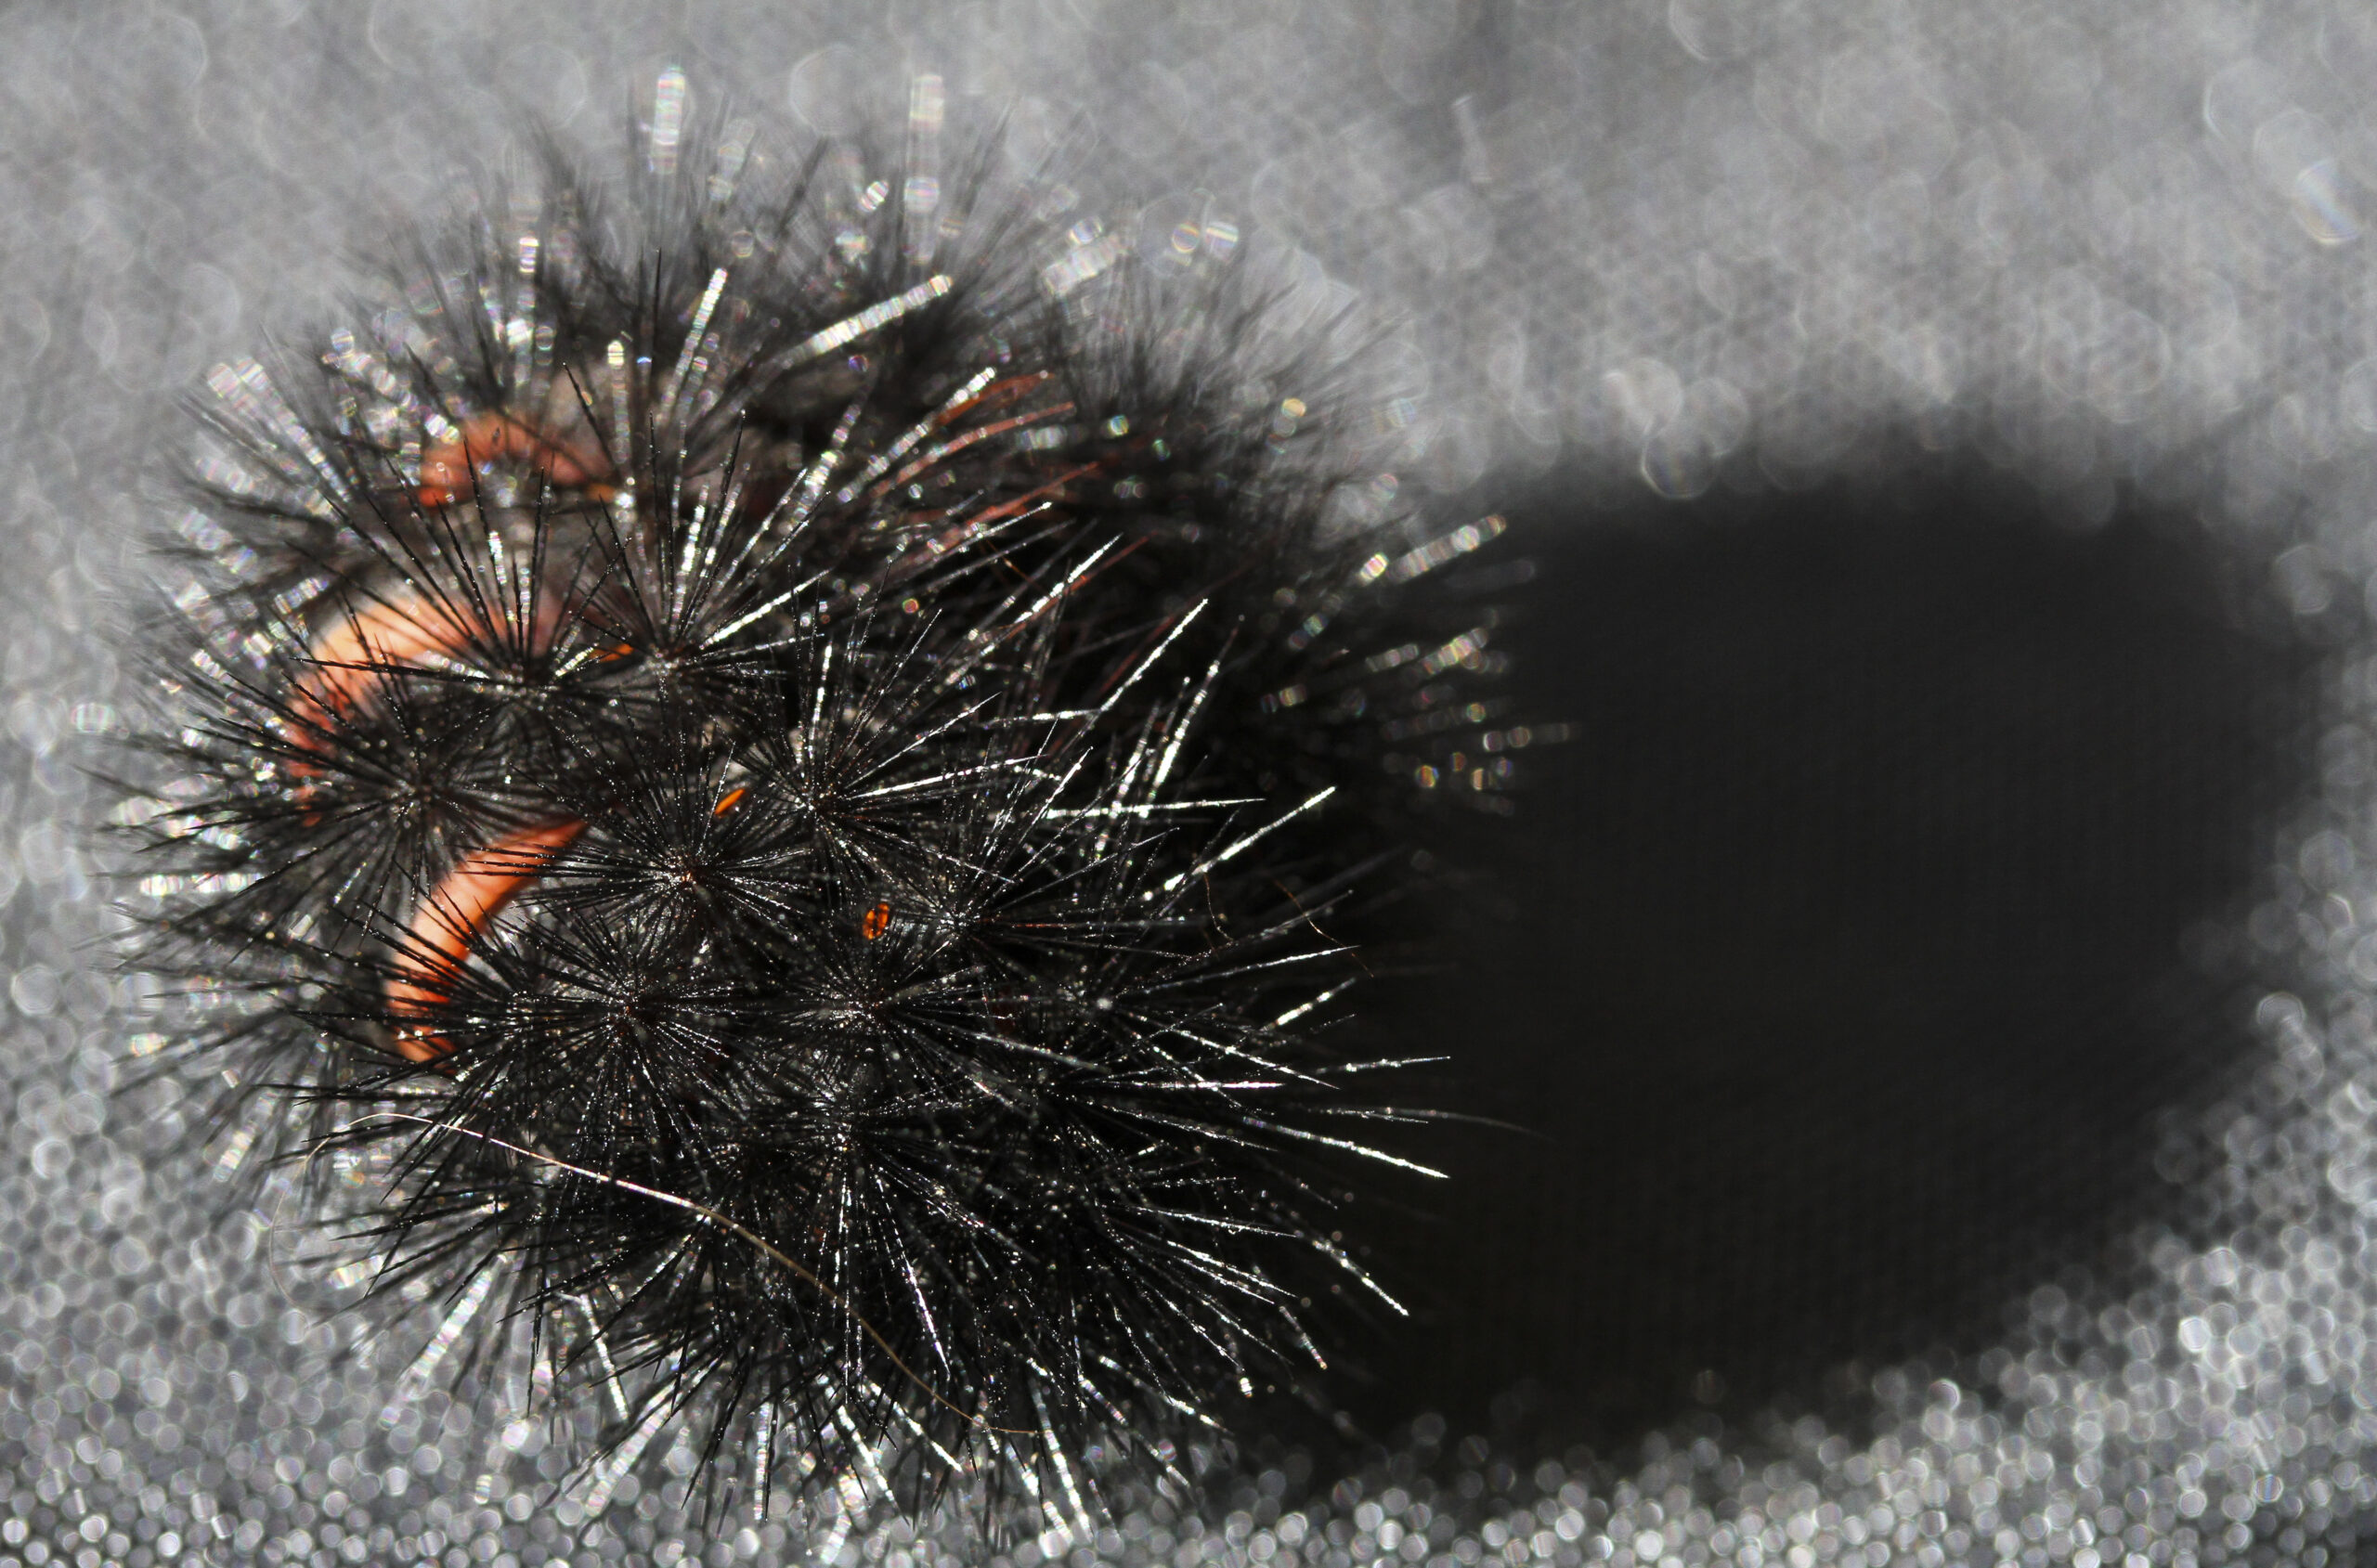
left=6, top=2, right=2377, bottom=1563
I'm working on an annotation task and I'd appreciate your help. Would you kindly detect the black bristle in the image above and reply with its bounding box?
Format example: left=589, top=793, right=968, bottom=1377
left=112, top=95, right=1524, bottom=1532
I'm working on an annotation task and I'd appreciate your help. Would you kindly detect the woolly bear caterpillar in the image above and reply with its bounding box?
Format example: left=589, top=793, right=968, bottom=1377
left=117, top=77, right=1523, bottom=1532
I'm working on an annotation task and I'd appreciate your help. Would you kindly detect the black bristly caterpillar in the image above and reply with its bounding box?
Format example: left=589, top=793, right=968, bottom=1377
left=112, top=77, right=1523, bottom=1534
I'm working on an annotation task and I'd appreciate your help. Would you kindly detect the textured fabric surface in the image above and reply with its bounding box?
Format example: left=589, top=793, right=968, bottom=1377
left=6, top=3, right=2377, bottom=1564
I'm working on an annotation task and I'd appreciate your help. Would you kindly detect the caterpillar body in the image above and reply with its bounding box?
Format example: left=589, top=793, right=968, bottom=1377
left=120, top=89, right=1518, bottom=1531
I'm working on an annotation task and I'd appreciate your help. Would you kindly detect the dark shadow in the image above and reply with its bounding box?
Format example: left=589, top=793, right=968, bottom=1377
left=1307, top=464, right=2320, bottom=1456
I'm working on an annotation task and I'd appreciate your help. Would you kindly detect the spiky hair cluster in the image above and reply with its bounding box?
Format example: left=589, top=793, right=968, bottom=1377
left=118, top=94, right=1518, bottom=1528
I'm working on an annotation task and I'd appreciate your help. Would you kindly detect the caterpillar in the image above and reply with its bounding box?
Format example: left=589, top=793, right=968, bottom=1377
left=116, top=81, right=1521, bottom=1534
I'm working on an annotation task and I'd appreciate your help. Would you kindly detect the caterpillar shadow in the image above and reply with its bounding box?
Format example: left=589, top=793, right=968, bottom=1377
left=1315, top=464, right=2321, bottom=1457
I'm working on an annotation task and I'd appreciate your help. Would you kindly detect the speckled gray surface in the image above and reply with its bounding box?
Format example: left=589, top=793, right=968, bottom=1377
left=11, top=2, right=2377, bottom=1564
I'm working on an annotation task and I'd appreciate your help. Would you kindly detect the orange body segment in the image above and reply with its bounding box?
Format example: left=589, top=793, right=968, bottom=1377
left=288, top=588, right=573, bottom=779
left=387, top=818, right=589, bottom=1062
left=291, top=595, right=470, bottom=743
left=935, top=370, right=1051, bottom=426
left=417, top=412, right=612, bottom=507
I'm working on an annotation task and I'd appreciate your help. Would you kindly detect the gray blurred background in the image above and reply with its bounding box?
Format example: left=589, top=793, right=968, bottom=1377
left=6, top=2, right=2377, bottom=1564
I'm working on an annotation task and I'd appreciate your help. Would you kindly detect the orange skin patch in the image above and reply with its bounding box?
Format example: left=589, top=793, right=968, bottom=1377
left=286, top=588, right=578, bottom=787
left=350, top=387, right=1056, bottom=1059
left=883, top=461, right=1111, bottom=588
left=313, top=404, right=614, bottom=738
left=936, top=371, right=1050, bottom=427
left=290, top=596, right=474, bottom=745
left=386, top=819, right=588, bottom=1063
left=291, top=405, right=611, bottom=1061
left=417, top=412, right=614, bottom=507
left=875, top=404, right=1075, bottom=499
left=286, top=592, right=585, bottom=1061
left=283, top=594, right=479, bottom=823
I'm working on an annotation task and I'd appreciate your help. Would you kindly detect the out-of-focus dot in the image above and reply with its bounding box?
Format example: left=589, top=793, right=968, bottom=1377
left=10, top=964, right=59, bottom=1016
left=1666, top=0, right=1764, bottom=62
left=501, top=41, right=589, bottom=123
